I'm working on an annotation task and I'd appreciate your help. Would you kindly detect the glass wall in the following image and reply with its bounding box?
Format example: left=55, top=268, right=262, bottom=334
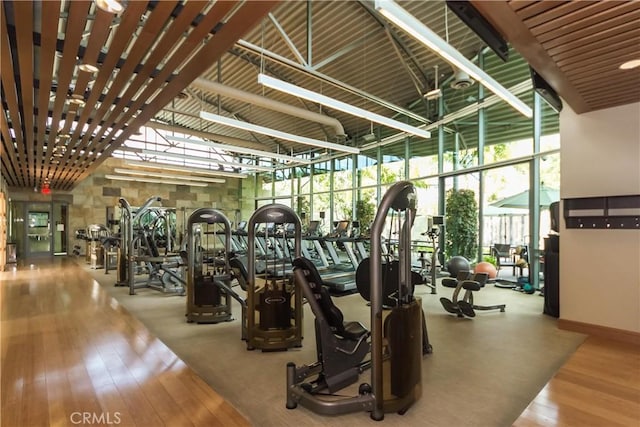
left=482, top=164, right=530, bottom=250
left=244, top=49, right=560, bottom=290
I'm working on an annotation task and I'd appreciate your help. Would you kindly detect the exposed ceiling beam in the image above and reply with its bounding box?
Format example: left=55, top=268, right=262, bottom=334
left=191, top=77, right=346, bottom=137
left=145, top=121, right=271, bottom=152
left=235, top=38, right=429, bottom=124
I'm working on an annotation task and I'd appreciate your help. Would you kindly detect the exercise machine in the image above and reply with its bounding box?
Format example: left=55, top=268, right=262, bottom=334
left=456, top=272, right=506, bottom=317
left=439, top=270, right=473, bottom=317
left=415, top=215, right=444, bottom=294
left=118, top=196, right=185, bottom=295
left=186, top=208, right=246, bottom=323
left=289, top=257, right=372, bottom=407
left=440, top=272, right=505, bottom=317
left=286, top=181, right=430, bottom=420
left=245, top=204, right=303, bottom=351
left=86, top=224, right=110, bottom=269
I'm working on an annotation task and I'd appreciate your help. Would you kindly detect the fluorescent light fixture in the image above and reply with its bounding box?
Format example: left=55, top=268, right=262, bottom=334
left=140, top=149, right=276, bottom=172
left=423, top=88, right=442, bottom=100
left=374, top=0, right=533, bottom=118
left=125, top=160, right=249, bottom=179
left=105, top=175, right=208, bottom=187
left=164, top=135, right=312, bottom=165
left=113, top=168, right=226, bottom=184
left=199, top=111, right=360, bottom=155
left=258, top=73, right=431, bottom=139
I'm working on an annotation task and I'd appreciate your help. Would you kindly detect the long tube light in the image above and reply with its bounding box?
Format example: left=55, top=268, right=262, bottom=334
left=374, top=0, right=533, bottom=118
left=258, top=73, right=431, bottom=139
left=164, top=135, right=312, bottom=165
left=113, top=168, right=226, bottom=183
left=105, top=175, right=208, bottom=187
left=140, top=149, right=276, bottom=172
left=125, top=160, right=249, bottom=179
left=199, top=111, right=360, bottom=155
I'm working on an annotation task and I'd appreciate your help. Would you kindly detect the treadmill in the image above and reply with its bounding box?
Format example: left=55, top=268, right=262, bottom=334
left=316, top=220, right=359, bottom=293
left=301, top=220, right=330, bottom=267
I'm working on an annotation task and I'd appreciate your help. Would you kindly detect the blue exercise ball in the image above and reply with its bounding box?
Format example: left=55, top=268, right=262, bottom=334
left=446, top=256, right=470, bottom=277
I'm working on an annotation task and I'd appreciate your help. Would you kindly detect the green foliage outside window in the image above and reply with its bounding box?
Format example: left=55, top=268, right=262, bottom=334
left=445, top=188, right=478, bottom=262
left=355, top=196, right=376, bottom=235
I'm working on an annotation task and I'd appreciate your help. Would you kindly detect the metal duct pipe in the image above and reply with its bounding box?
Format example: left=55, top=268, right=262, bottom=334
left=145, top=121, right=268, bottom=152
left=191, top=78, right=347, bottom=138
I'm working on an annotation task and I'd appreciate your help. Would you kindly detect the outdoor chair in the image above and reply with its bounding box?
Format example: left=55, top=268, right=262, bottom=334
left=492, top=244, right=516, bottom=275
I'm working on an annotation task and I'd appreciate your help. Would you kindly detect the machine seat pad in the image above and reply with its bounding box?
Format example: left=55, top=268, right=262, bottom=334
left=441, top=278, right=458, bottom=288
left=462, top=272, right=489, bottom=291
left=461, top=280, right=482, bottom=291
left=442, top=270, right=472, bottom=288
left=339, top=321, right=369, bottom=341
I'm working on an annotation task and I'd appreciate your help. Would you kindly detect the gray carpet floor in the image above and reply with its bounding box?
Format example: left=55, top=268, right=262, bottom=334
left=85, top=263, right=585, bottom=427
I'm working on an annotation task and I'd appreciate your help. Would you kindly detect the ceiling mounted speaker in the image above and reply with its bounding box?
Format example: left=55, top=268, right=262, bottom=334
left=450, top=70, right=474, bottom=90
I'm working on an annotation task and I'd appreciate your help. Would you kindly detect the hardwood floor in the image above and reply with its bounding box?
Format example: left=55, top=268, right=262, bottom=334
left=2, top=258, right=638, bottom=426
left=0, top=258, right=250, bottom=427
left=514, top=336, right=640, bottom=426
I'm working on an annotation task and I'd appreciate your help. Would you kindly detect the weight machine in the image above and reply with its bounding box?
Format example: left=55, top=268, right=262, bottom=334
left=117, top=196, right=185, bottom=295
left=287, top=181, right=430, bottom=420
left=245, top=204, right=303, bottom=351
left=186, top=208, right=246, bottom=323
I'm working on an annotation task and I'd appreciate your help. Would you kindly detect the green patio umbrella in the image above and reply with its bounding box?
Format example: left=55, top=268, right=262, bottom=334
left=491, top=185, right=559, bottom=209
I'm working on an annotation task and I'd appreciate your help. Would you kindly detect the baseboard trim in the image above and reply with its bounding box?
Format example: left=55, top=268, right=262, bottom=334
left=558, top=319, right=640, bottom=346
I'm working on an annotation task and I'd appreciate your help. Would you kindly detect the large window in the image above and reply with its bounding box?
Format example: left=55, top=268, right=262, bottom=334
left=244, top=49, right=560, bottom=290
left=274, top=168, right=292, bottom=198
left=333, top=157, right=353, bottom=191
left=483, top=165, right=530, bottom=249
left=358, top=148, right=378, bottom=189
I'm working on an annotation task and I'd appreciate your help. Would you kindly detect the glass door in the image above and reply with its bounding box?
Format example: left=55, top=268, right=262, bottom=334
left=27, top=203, right=52, bottom=257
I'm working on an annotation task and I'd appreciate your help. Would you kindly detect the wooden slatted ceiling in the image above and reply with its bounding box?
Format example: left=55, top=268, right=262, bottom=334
left=13, top=1, right=35, bottom=186
left=1, top=3, right=22, bottom=187
left=3, top=0, right=639, bottom=192
left=63, top=0, right=209, bottom=188
left=57, top=1, right=176, bottom=188
left=64, top=1, right=226, bottom=187
left=472, top=0, right=640, bottom=114
left=51, top=4, right=116, bottom=181
left=73, top=1, right=281, bottom=187
left=47, top=1, right=92, bottom=188
left=0, top=110, right=19, bottom=187
left=0, top=0, right=279, bottom=191
left=35, top=1, right=61, bottom=186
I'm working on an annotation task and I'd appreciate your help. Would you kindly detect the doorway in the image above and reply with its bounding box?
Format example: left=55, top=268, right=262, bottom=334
left=9, top=201, right=69, bottom=259
left=26, top=203, right=52, bottom=257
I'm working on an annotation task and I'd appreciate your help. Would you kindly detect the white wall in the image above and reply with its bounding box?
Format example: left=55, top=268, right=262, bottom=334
left=560, top=102, right=640, bottom=333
